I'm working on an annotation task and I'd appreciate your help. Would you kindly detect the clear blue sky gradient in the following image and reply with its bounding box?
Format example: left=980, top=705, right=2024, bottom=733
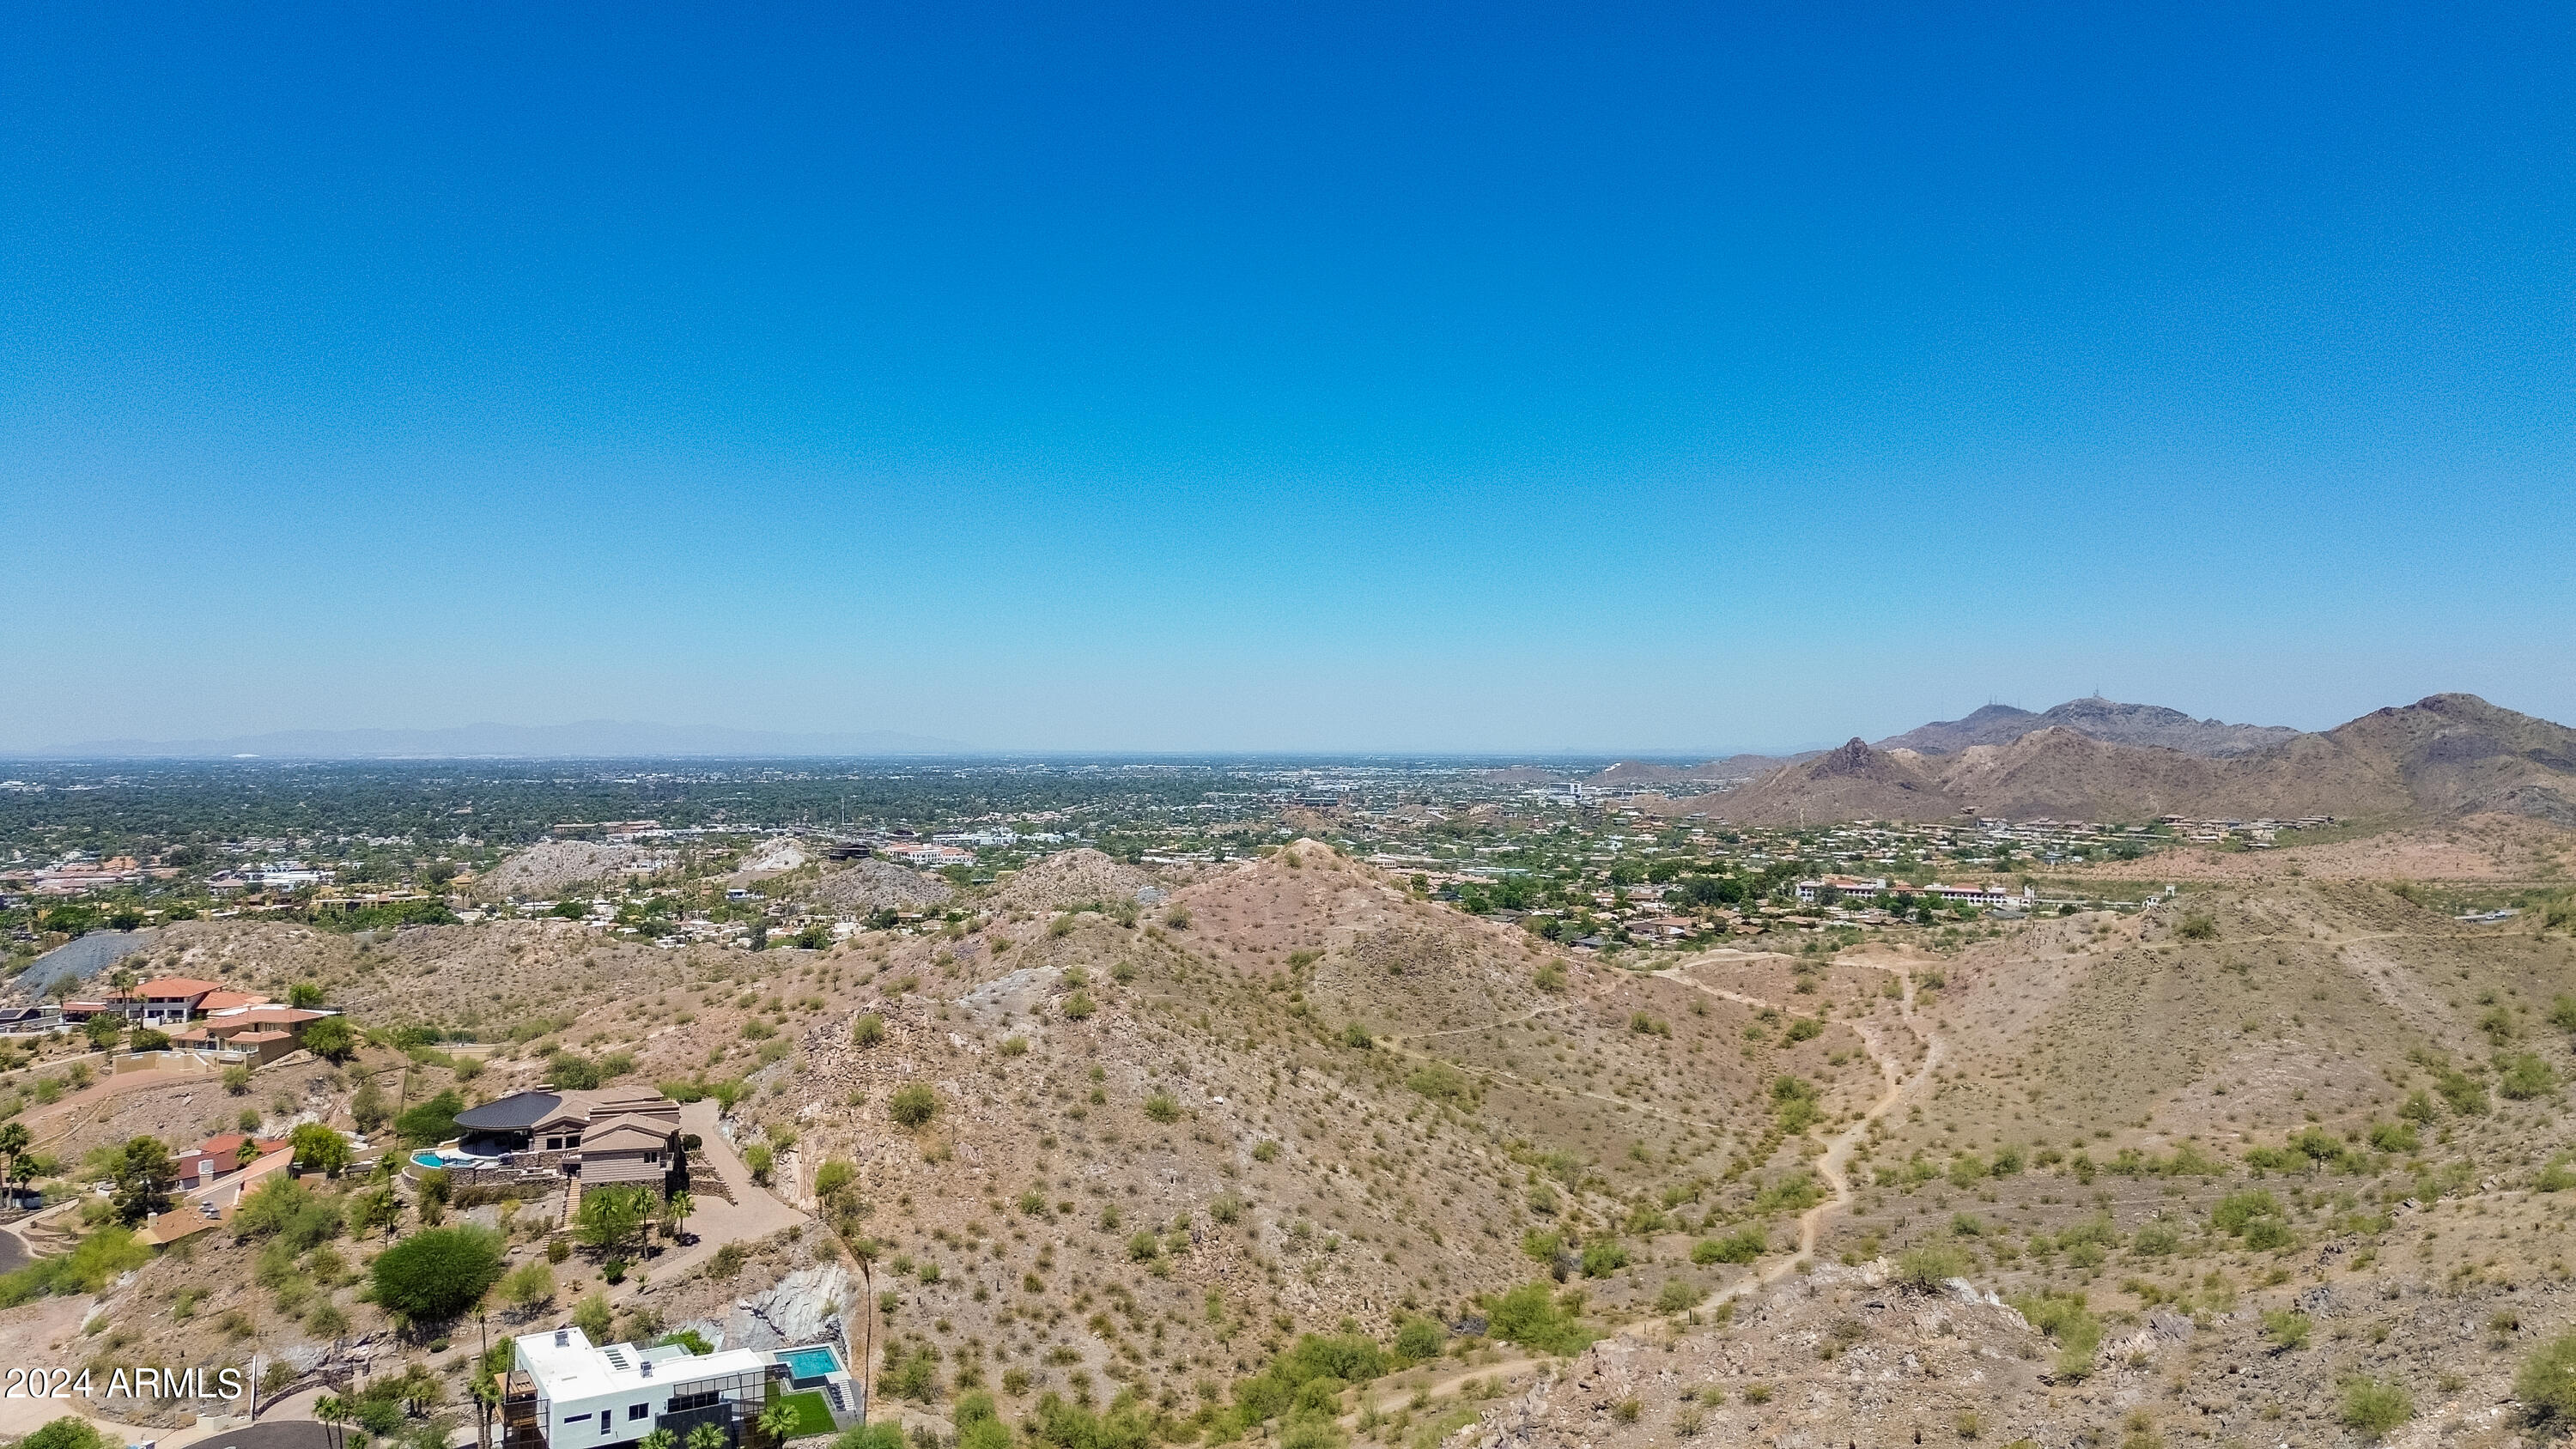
left=3, top=3, right=2569, bottom=752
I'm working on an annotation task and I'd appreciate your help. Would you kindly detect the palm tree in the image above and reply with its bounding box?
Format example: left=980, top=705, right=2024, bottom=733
left=640, top=1428, right=677, bottom=1449
left=685, top=1423, right=727, bottom=1449
left=471, top=1373, right=501, bottom=1449
left=664, top=1191, right=695, bottom=1243
left=0, top=1122, right=28, bottom=1206
left=833, top=1232, right=881, bottom=1418
left=398, top=1362, right=443, bottom=1417
left=315, top=1394, right=349, bottom=1449
left=756, top=1398, right=800, bottom=1449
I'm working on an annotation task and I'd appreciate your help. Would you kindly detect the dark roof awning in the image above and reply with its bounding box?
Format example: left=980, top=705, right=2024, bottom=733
left=453, top=1091, right=563, bottom=1131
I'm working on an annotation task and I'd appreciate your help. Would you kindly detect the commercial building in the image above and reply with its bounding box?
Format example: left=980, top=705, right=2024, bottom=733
left=1794, top=876, right=2035, bottom=908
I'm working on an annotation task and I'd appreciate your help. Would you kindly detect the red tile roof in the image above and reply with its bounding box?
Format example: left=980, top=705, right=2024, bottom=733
left=134, top=978, right=225, bottom=999
left=204, top=1008, right=325, bottom=1034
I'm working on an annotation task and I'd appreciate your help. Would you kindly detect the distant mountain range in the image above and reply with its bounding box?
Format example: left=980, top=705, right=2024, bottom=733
left=1686, top=694, right=2576, bottom=827
left=18, top=720, right=971, bottom=760
left=1872, top=698, right=2300, bottom=757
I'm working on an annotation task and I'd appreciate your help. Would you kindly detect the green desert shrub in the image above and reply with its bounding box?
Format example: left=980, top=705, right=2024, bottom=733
left=2519, top=1333, right=2576, bottom=1425
left=369, top=1225, right=506, bottom=1324
left=1655, top=1279, right=1708, bottom=1313
left=2260, top=1309, right=2312, bottom=1351
left=1484, top=1282, right=1597, bottom=1356
left=889, top=1084, right=939, bottom=1129
left=1893, top=1245, right=1971, bottom=1289
left=2340, top=1377, right=2412, bottom=1439
left=1692, top=1227, right=1766, bottom=1265
left=1391, top=1316, right=1446, bottom=1364
left=1579, top=1239, right=1630, bottom=1277
left=2499, top=1052, right=2556, bottom=1100
left=2011, top=1291, right=2103, bottom=1379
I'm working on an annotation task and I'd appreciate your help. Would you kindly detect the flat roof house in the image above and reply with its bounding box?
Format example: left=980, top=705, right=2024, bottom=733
left=503, top=1328, right=769, bottom=1449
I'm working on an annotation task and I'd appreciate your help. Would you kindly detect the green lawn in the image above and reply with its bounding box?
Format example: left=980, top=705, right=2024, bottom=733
left=765, top=1389, right=839, bottom=1439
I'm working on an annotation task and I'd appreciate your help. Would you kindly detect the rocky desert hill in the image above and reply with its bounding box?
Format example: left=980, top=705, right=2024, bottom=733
left=809, top=858, right=957, bottom=913
left=15, top=840, right=2576, bottom=1449
left=1693, top=694, right=2576, bottom=827
left=1876, top=697, right=2302, bottom=758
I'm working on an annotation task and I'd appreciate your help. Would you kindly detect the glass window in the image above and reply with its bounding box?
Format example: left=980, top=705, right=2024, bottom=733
left=630, top=1404, right=650, bottom=1420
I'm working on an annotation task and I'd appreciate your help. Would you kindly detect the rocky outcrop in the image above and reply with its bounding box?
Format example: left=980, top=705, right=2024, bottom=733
left=725, top=1263, right=854, bottom=1349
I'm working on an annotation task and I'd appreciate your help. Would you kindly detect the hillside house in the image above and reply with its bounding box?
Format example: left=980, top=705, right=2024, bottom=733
left=125, top=977, right=225, bottom=1025
left=501, top=1329, right=860, bottom=1449
left=167, top=1004, right=334, bottom=1062
left=503, top=1328, right=768, bottom=1449
left=451, top=1087, right=685, bottom=1191
left=173, top=1132, right=288, bottom=1191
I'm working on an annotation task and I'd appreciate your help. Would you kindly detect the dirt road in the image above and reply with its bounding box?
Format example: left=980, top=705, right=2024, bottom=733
left=1653, top=953, right=1941, bottom=1294
left=1334, top=953, right=1947, bottom=1428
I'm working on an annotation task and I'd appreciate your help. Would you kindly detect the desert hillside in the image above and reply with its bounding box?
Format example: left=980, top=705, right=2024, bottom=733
left=4, top=833, right=2575, bottom=1449
left=1694, top=693, right=2576, bottom=828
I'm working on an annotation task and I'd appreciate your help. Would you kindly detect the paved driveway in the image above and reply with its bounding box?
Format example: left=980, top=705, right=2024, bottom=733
left=617, top=1099, right=805, bottom=1294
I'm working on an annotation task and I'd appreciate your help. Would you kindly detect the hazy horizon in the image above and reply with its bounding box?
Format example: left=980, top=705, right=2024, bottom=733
left=7, top=689, right=2561, bottom=762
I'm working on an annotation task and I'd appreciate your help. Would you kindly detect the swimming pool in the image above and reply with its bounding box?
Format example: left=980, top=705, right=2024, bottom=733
left=778, top=1346, right=841, bottom=1379
left=411, top=1148, right=495, bottom=1169
left=411, top=1150, right=446, bottom=1168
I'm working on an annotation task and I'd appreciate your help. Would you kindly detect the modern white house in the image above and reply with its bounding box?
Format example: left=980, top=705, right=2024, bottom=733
left=501, top=1328, right=861, bottom=1449
left=504, top=1329, right=769, bottom=1449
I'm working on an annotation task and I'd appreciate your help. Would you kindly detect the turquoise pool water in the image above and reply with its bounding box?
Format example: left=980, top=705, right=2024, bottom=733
left=779, top=1347, right=841, bottom=1379
left=411, top=1151, right=446, bottom=1168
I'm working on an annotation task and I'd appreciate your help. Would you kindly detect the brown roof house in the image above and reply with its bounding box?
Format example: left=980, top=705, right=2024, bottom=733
left=171, top=1005, right=333, bottom=1064
left=173, top=1133, right=288, bottom=1191
left=453, top=1086, right=686, bottom=1194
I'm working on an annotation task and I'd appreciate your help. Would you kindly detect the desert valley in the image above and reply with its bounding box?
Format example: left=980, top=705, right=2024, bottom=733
left=0, top=694, right=2566, bottom=1449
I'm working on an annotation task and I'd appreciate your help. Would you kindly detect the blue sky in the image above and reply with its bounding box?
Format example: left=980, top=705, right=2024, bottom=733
left=2, top=2, right=2569, bottom=753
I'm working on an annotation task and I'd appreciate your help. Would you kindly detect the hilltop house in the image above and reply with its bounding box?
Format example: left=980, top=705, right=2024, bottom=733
left=44, top=976, right=337, bottom=1062
left=167, top=1005, right=333, bottom=1064
left=450, top=1087, right=684, bottom=1191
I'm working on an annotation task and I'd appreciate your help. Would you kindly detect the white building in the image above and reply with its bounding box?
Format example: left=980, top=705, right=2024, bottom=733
left=504, top=1328, right=769, bottom=1449
left=1795, top=876, right=2034, bottom=909
left=881, top=843, right=973, bottom=869
left=242, top=861, right=332, bottom=889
